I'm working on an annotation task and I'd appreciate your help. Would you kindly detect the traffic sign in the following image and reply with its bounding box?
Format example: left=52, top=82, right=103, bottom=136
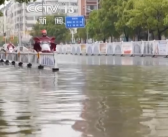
left=65, top=16, right=85, bottom=28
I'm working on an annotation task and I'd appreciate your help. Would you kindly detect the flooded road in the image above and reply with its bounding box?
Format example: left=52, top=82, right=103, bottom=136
left=0, top=56, right=168, bottom=137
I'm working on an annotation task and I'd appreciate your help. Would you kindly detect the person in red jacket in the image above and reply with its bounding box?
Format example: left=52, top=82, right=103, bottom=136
left=33, top=29, right=56, bottom=52
left=41, top=29, right=48, bottom=37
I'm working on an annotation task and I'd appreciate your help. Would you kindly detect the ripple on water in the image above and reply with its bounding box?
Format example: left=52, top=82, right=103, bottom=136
left=0, top=65, right=86, bottom=137
left=0, top=58, right=168, bottom=137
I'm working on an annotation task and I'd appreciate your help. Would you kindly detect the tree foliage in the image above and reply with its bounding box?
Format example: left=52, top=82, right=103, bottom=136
left=126, top=0, right=168, bottom=40
left=84, top=0, right=168, bottom=41
left=0, top=11, right=3, bottom=16
left=30, top=15, right=71, bottom=44
left=0, top=0, right=36, bottom=5
left=75, top=28, right=87, bottom=42
left=87, top=10, right=102, bottom=40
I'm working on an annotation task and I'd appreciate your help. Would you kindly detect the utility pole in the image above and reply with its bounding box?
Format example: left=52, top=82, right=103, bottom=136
left=3, top=0, right=6, bottom=43
left=3, top=23, right=6, bottom=44
left=97, top=0, right=99, bottom=10
left=85, top=0, right=88, bottom=43
left=42, top=0, right=44, bottom=16
left=18, top=15, right=21, bottom=48
left=69, top=0, right=73, bottom=43
left=148, top=29, right=149, bottom=41
left=86, top=27, right=88, bottom=43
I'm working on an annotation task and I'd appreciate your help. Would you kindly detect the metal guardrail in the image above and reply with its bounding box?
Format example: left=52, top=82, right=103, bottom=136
left=0, top=52, right=59, bottom=72
left=56, top=40, right=168, bottom=57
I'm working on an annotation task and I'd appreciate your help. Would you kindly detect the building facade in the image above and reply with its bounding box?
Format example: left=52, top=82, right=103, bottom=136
left=78, top=0, right=99, bottom=18
left=0, top=0, right=78, bottom=41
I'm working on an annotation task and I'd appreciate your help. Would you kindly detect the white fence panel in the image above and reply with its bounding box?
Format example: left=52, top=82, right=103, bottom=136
left=106, top=43, right=113, bottom=55
left=133, top=41, right=142, bottom=55
left=66, top=44, right=72, bottom=54
left=143, top=41, right=153, bottom=55
left=92, top=43, right=99, bottom=55
left=40, top=54, right=55, bottom=67
left=79, top=44, right=87, bottom=55
left=56, top=40, right=168, bottom=57
left=86, top=44, right=93, bottom=55
left=153, top=40, right=167, bottom=55
left=113, top=42, right=122, bottom=55
left=99, top=43, right=107, bottom=55
left=122, top=42, right=133, bottom=55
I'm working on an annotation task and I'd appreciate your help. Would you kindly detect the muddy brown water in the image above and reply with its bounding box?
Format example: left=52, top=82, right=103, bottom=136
left=0, top=56, right=168, bottom=137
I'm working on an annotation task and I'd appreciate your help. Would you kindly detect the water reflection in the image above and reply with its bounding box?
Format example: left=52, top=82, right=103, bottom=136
left=0, top=65, right=85, bottom=137
left=0, top=57, right=168, bottom=137
left=57, top=55, right=168, bottom=66
left=72, top=65, right=168, bottom=137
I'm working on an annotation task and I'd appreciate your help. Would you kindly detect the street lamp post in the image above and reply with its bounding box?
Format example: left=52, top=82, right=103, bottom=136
left=3, top=1, right=7, bottom=43
left=86, top=27, right=88, bottom=43
left=42, top=0, right=44, bottom=16
left=18, top=16, right=21, bottom=47
left=148, top=29, right=149, bottom=41
left=97, top=0, right=99, bottom=10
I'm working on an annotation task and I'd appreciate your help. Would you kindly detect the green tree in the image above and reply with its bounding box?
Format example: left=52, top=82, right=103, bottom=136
left=99, top=0, right=120, bottom=41
left=76, top=28, right=87, bottom=42
left=30, top=15, right=71, bottom=43
left=86, top=0, right=120, bottom=41
left=86, top=0, right=168, bottom=41
left=0, top=11, right=3, bottom=16
left=87, top=10, right=107, bottom=41
left=126, top=0, right=168, bottom=40
left=114, top=0, right=135, bottom=41
left=0, top=0, right=36, bottom=5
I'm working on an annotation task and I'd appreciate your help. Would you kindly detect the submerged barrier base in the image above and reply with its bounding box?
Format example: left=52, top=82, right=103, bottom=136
left=0, top=52, right=59, bottom=72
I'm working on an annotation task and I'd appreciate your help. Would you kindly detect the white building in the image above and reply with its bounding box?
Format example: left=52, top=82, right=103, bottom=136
left=0, top=0, right=78, bottom=41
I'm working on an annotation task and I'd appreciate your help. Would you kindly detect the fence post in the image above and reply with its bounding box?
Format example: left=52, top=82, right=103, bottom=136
left=121, top=41, right=123, bottom=56
left=0, top=52, right=3, bottom=62
left=166, top=40, right=168, bottom=58
left=11, top=53, right=15, bottom=65
left=52, top=51, right=59, bottom=72
left=141, top=40, right=144, bottom=57
left=98, top=43, right=101, bottom=56
left=130, top=41, right=134, bottom=57
left=18, top=52, right=23, bottom=67
left=27, top=53, right=32, bottom=68
left=152, top=40, right=156, bottom=58
left=38, top=52, right=44, bottom=69
left=5, top=52, right=9, bottom=64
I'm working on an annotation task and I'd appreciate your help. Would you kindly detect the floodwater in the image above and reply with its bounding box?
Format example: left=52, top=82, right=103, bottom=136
left=0, top=56, right=168, bottom=137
